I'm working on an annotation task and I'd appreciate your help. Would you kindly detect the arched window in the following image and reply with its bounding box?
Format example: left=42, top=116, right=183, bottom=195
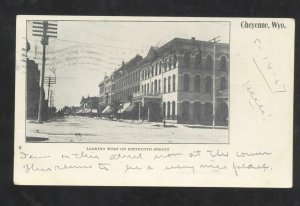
left=194, top=75, right=201, bottom=92
left=158, top=79, right=161, bottom=92
left=154, top=79, right=157, bottom=92
left=182, top=101, right=190, bottom=121
left=206, top=55, right=213, bottom=70
left=164, top=58, right=167, bottom=72
left=184, top=52, right=190, bottom=68
left=173, top=54, right=177, bottom=68
left=167, top=102, right=171, bottom=119
left=168, top=76, right=171, bottom=92
left=183, top=74, right=190, bottom=91
left=204, top=102, right=213, bottom=124
left=218, top=102, right=228, bottom=126
left=172, top=101, right=176, bottom=120
left=193, top=102, right=201, bottom=123
left=162, top=102, right=166, bottom=118
left=205, top=76, right=212, bottom=93
left=168, top=56, right=172, bottom=70
left=159, top=61, right=162, bottom=74
left=220, top=77, right=227, bottom=91
left=172, top=74, right=176, bottom=91
left=151, top=65, right=154, bottom=77
left=195, top=52, right=201, bottom=69
left=163, top=78, right=166, bottom=93
left=221, top=56, right=227, bottom=71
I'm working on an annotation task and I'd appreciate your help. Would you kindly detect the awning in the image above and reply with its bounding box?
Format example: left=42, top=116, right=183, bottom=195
left=91, top=109, right=98, bottom=114
left=76, top=109, right=83, bottom=114
left=102, top=106, right=111, bottom=114
left=117, top=102, right=131, bottom=114
left=124, top=105, right=133, bottom=112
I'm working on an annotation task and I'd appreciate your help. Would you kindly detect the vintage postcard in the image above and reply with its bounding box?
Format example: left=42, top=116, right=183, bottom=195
left=14, top=16, right=294, bottom=187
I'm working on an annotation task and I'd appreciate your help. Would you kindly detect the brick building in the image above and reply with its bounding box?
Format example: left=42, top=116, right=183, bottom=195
left=99, top=37, right=229, bottom=126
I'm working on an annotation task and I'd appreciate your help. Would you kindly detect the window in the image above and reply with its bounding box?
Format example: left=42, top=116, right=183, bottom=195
left=184, top=52, right=190, bottom=68
left=154, top=80, right=157, bottom=92
left=147, top=83, right=149, bottom=92
left=151, top=65, right=154, bottom=77
left=195, top=52, right=201, bottom=69
left=205, top=76, right=212, bottom=93
left=162, top=102, right=166, bottom=118
left=221, top=56, right=227, bottom=71
left=168, top=56, right=172, bottom=70
left=172, top=101, right=176, bottom=120
left=172, top=74, right=176, bottom=91
left=163, top=78, right=166, bottom=93
left=151, top=82, right=153, bottom=92
left=194, top=75, right=201, bottom=92
left=204, top=102, right=213, bottom=120
left=155, top=63, right=158, bottom=76
left=158, top=79, right=161, bottom=92
left=167, top=102, right=171, bottom=119
left=206, top=55, right=213, bottom=70
left=168, top=76, right=171, bottom=92
left=182, top=101, right=190, bottom=121
left=183, top=74, right=190, bottom=91
left=164, top=58, right=167, bottom=72
left=173, top=55, right=177, bottom=68
left=159, top=62, right=162, bottom=74
left=220, top=77, right=227, bottom=90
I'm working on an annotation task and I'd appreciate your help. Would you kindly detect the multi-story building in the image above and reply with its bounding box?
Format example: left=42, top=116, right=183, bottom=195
left=98, top=74, right=113, bottom=113
left=99, top=37, right=229, bottom=126
left=111, top=55, right=142, bottom=103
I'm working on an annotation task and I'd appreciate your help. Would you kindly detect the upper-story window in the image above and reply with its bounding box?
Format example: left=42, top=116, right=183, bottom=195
left=205, top=76, right=212, bottom=93
left=183, top=74, right=190, bottom=91
left=173, top=54, right=177, bottom=68
left=172, top=74, right=176, bottom=91
left=164, top=78, right=166, bottom=93
left=195, top=52, right=201, bottom=69
left=206, top=55, right=213, bottom=70
left=168, top=76, right=171, bottom=92
left=194, top=75, right=201, bottom=92
left=164, top=58, right=167, bottom=72
left=151, top=65, right=154, bottom=77
left=184, top=52, right=191, bottom=68
left=168, top=56, right=172, bottom=70
left=220, top=56, right=227, bottom=71
left=159, top=61, right=162, bottom=74
left=220, top=77, right=227, bottom=90
left=155, top=63, right=158, bottom=76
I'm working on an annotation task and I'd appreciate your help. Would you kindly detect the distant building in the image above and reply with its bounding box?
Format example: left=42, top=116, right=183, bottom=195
left=98, top=37, right=229, bottom=126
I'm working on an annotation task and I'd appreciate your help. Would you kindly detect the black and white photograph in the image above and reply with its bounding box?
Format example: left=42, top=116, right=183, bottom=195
left=25, top=20, right=230, bottom=144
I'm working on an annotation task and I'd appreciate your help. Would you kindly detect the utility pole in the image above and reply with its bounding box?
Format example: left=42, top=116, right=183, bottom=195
left=44, top=76, right=56, bottom=107
left=208, top=36, right=221, bottom=129
left=32, top=21, right=57, bottom=123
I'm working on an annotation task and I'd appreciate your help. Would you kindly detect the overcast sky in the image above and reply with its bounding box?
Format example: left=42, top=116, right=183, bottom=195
left=26, top=20, right=229, bottom=109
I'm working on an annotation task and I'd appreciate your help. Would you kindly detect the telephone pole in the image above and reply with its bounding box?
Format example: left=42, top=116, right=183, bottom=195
left=208, top=36, right=220, bottom=129
left=32, top=21, right=57, bottom=123
left=44, top=76, right=56, bottom=107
